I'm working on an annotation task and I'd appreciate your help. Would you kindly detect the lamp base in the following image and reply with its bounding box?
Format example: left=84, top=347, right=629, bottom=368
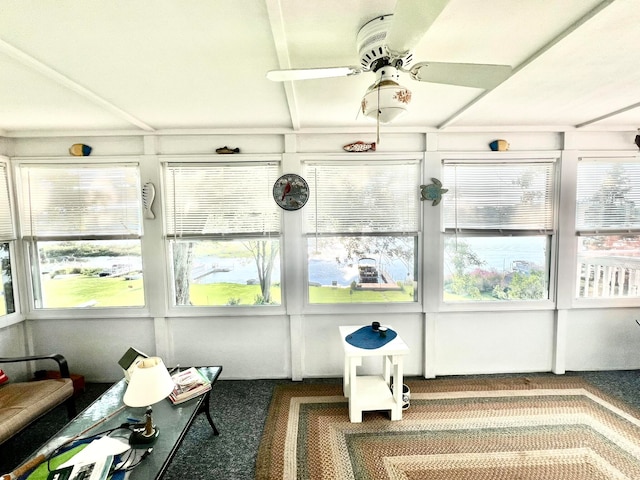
left=129, top=425, right=160, bottom=448
left=128, top=405, right=160, bottom=448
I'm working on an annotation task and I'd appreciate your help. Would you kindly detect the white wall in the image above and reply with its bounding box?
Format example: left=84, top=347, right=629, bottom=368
left=565, top=308, right=640, bottom=370
left=0, top=322, right=29, bottom=380
left=432, top=310, right=556, bottom=375
left=1, top=128, right=639, bottom=382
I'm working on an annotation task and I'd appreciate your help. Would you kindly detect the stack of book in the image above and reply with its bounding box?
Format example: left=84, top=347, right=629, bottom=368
left=168, top=367, right=212, bottom=405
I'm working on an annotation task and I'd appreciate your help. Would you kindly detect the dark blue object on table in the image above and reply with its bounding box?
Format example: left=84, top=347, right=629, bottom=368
left=345, top=326, right=397, bottom=349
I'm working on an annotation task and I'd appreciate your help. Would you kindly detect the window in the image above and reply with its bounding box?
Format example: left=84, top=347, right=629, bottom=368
left=16, top=163, right=144, bottom=309
left=0, top=161, right=16, bottom=316
left=304, top=159, right=420, bottom=304
left=442, top=159, right=556, bottom=302
left=164, top=161, right=281, bottom=306
left=576, top=158, right=640, bottom=299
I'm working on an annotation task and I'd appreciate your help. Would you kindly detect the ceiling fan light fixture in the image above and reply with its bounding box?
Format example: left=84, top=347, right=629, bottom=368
left=361, top=70, right=412, bottom=124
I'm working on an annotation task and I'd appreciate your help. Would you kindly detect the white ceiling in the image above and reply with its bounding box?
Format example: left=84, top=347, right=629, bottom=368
left=1, top=0, right=639, bottom=136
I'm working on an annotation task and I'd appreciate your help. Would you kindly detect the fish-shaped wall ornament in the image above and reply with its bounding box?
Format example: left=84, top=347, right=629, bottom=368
left=420, top=178, right=448, bottom=206
left=142, top=182, right=156, bottom=220
left=343, top=141, right=376, bottom=152
left=216, top=146, right=240, bottom=154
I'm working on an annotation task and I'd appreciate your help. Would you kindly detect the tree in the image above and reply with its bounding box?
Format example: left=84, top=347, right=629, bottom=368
left=243, top=239, right=279, bottom=303
left=444, top=238, right=488, bottom=300
left=506, top=271, right=546, bottom=300
left=173, top=241, right=194, bottom=305
left=586, top=163, right=636, bottom=227
left=444, top=237, right=485, bottom=276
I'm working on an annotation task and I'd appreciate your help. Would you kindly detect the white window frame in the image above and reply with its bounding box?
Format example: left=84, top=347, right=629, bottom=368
left=574, top=155, right=640, bottom=305
left=301, top=153, right=423, bottom=312
left=162, top=155, right=285, bottom=314
left=13, top=158, right=146, bottom=318
left=438, top=153, right=559, bottom=312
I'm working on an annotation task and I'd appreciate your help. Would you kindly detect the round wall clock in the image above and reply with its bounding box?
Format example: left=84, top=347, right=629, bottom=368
left=273, top=174, right=309, bottom=211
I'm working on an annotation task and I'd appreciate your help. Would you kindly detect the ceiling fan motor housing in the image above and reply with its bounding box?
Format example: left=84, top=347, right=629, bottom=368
left=356, top=14, right=413, bottom=72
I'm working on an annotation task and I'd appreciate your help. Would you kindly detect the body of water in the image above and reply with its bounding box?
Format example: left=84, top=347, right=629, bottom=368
left=445, top=236, right=548, bottom=275
left=193, top=255, right=412, bottom=287
left=44, top=236, right=546, bottom=287
left=41, top=256, right=142, bottom=274
left=192, top=257, right=268, bottom=285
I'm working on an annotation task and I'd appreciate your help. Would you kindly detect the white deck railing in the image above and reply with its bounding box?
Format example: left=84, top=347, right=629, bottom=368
left=577, top=256, right=640, bottom=298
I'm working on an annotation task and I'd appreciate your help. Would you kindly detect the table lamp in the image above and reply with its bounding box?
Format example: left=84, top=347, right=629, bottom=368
left=123, top=357, right=175, bottom=447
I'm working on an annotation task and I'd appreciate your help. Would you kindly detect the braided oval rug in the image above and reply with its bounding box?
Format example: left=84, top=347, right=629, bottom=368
left=255, top=377, right=640, bottom=480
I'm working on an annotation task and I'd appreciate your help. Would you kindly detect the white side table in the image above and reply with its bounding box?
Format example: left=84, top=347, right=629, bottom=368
left=339, top=325, right=410, bottom=423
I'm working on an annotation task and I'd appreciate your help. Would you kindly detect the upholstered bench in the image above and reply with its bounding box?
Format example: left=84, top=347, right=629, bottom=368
left=0, top=354, right=76, bottom=445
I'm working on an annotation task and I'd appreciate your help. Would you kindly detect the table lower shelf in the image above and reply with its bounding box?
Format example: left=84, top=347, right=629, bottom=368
left=349, top=375, right=400, bottom=420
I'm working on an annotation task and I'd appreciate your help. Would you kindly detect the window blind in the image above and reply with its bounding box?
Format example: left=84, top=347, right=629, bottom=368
left=576, top=158, right=640, bottom=232
left=18, top=164, right=142, bottom=238
left=0, top=162, right=15, bottom=241
left=164, top=162, right=280, bottom=237
left=442, top=161, right=555, bottom=232
left=304, top=161, right=420, bottom=234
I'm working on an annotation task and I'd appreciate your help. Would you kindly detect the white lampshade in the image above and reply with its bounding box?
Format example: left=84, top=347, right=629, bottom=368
left=123, top=357, right=175, bottom=407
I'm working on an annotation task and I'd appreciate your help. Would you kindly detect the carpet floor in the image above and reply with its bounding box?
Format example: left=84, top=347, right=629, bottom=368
left=256, top=375, right=640, bottom=479
left=1, top=371, right=640, bottom=479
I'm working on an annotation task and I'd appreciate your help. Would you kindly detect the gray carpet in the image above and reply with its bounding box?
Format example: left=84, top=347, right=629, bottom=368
left=1, top=371, right=640, bottom=479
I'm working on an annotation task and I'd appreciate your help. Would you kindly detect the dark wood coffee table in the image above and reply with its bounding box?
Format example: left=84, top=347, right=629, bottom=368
left=21, top=366, right=222, bottom=480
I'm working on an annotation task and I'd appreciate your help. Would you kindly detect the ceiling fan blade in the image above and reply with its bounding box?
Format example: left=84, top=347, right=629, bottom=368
left=409, top=62, right=512, bottom=89
left=266, top=66, right=362, bottom=82
left=385, top=0, right=450, bottom=57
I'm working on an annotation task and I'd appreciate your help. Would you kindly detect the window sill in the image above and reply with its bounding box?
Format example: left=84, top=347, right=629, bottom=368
left=0, top=312, right=25, bottom=329
left=437, top=300, right=556, bottom=313
left=570, top=297, right=640, bottom=309
left=24, top=306, right=151, bottom=321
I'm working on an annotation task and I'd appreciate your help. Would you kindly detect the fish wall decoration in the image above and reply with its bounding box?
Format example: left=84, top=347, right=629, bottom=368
left=343, top=141, right=376, bottom=152
left=216, top=146, right=240, bottom=154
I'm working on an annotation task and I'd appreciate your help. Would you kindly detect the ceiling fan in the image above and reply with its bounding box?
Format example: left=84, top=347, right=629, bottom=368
left=267, top=0, right=512, bottom=124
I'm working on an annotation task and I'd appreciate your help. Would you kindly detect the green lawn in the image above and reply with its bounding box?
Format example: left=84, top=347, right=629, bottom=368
left=43, top=275, right=144, bottom=307
left=308, top=285, right=415, bottom=303
left=190, top=283, right=282, bottom=305
left=36, top=276, right=416, bottom=307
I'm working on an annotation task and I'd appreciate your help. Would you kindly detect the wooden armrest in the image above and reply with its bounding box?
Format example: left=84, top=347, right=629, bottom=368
left=0, top=354, right=71, bottom=378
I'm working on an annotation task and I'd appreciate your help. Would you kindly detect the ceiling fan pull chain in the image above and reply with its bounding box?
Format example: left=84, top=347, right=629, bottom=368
left=376, top=83, right=381, bottom=144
